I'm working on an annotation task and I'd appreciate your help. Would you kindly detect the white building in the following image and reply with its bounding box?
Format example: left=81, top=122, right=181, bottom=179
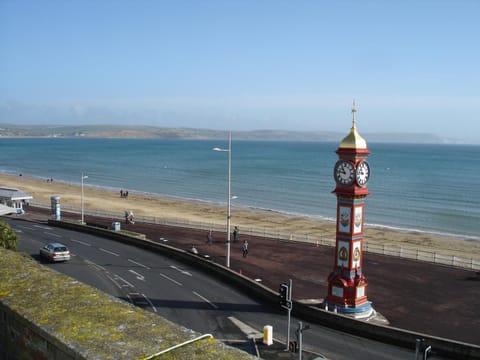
left=0, top=187, right=33, bottom=215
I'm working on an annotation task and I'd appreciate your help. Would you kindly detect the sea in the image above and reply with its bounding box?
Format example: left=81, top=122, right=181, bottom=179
left=1, top=137, right=479, bottom=240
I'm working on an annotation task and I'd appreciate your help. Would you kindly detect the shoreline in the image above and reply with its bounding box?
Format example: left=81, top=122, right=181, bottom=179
left=2, top=173, right=480, bottom=261
left=5, top=171, right=477, bottom=242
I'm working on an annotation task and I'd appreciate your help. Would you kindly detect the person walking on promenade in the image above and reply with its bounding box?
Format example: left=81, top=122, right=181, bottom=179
left=242, top=240, right=249, bottom=258
left=125, top=210, right=134, bottom=224
left=207, top=230, right=213, bottom=245
left=233, top=226, right=239, bottom=243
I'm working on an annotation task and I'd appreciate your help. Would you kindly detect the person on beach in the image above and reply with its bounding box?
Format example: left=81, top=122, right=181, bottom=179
left=242, top=240, right=248, bottom=258
left=233, top=226, right=239, bottom=243
left=207, top=230, right=213, bottom=244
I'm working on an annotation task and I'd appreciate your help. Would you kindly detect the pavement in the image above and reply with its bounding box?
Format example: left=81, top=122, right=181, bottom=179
left=254, top=340, right=325, bottom=360
left=14, top=206, right=480, bottom=347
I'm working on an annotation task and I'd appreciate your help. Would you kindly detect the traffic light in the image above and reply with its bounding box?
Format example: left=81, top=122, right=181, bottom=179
left=279, top=283, right=288, bottom=306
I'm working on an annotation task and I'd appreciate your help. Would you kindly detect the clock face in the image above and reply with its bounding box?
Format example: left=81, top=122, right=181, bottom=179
left=334, top=160, right=355, bottom=186
left=356, top=160, right=370, bottom=186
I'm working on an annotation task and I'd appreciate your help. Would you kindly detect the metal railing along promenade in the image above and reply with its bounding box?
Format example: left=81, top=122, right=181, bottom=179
left=32, top=201, right=480, bottom=271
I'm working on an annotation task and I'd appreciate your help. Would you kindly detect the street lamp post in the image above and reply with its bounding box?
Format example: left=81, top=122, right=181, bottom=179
left=81, top=173, right=88, bottom=224
left=213, top=131, right=232, bottom=268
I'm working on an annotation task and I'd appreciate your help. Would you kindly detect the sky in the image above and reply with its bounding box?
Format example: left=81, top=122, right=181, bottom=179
left=1, top=0, right=479, bottom=142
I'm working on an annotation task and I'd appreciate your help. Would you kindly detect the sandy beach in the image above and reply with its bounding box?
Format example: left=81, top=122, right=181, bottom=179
left=2, top=173, right=479, bottom=260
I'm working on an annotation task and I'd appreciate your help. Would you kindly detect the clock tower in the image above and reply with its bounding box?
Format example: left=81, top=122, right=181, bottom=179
left=325, top=102, right=374, bottom=317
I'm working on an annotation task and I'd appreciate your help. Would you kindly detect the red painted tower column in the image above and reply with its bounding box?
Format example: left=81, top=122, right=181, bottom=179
left=325, top=102, right=374, bottom=317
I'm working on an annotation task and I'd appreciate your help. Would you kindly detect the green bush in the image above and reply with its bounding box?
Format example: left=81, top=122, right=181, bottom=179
left=0, top=221, right=18, bottom=250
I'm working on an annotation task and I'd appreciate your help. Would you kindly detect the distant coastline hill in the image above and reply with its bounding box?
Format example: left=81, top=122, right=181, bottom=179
left=0, top=124, right=452, bottom=144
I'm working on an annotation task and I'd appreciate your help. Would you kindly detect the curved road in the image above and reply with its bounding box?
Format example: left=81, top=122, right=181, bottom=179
left=6, top=217, right=431, bottom=359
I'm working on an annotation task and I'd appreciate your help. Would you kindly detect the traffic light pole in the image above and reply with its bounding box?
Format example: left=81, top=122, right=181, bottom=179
left=279, top=279, right=293, bottom=351
left=286, top=303, right=291, bottom=351
left=298, top=321, right=303, bottom=360
left=296, top=321, right=309, bottom=360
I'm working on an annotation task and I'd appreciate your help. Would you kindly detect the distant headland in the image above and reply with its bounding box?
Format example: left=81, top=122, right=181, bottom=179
left=0, top=124, right=468, bottom=144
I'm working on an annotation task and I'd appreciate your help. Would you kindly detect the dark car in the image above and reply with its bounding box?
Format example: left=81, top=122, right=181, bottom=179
left=39, top=242, right=71, bottom=262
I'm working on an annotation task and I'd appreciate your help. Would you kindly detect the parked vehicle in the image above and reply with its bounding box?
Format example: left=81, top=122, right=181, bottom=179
left=39, top=242, right=71, bottom=262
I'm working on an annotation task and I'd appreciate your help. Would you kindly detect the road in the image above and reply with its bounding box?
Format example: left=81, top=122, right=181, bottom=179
left=7, top=217, right=435, bottom=359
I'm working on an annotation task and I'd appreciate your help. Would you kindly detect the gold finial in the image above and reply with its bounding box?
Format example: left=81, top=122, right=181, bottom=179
left=351, top=99, right=357, bottom=129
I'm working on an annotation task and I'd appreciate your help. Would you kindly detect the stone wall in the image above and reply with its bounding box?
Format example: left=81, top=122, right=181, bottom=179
left=0, top=249, right=253, bottom=360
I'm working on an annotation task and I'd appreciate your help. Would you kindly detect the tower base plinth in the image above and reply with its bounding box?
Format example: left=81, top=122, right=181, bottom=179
left=325, top=271, right=374, bottom=318
left=323, top=300, right=374, bottom=319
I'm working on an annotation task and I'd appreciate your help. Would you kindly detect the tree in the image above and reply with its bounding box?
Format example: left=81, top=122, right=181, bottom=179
left=0, top=221, right=19, bottom=250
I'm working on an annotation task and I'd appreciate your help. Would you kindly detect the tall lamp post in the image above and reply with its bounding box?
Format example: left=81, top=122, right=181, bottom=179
left=213, top=131, right=232, bottom=268
left=81, top=173, right=88, bottom=224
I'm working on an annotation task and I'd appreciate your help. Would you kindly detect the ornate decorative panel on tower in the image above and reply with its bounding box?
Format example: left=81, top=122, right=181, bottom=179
left=325, top=102, right=374, bottom=317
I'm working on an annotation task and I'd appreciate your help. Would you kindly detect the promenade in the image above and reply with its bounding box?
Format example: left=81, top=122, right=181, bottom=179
left=19, top=206, right=480, bottom=346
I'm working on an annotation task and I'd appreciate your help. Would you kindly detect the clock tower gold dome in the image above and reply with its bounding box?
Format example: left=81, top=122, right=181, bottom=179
left=339, top=101, right=367, bottom=150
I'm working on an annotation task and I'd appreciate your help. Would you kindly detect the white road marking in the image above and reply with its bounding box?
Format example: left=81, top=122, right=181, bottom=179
left=17, top=225, right=33, bottom=230
left=142, top=294, right=157, bottom=312
left=128, top=259, right=150, bottom=269
left=192, top=291, right=218, bottom=309
left=99, top=248, right=119, bottom=256
left=129, top=269, right=145, bottom=282
left=159, top=273, right=183, bottom=286
left=106, top=274, right=123, bottom=289
left=44, top=232, right=61, bottom=238
left=114, top=274, right=135, bottom=288
left=170, top=265, right=192, bottom=276
left=34, top=225, right=51, bottom=230
left=71, top=239, right=91, bottom=246
left=127, top=293, right=157, bottom=313
left=84, top=259, right=106, bottom=271
left=228, top=316, right=263, bottom=339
